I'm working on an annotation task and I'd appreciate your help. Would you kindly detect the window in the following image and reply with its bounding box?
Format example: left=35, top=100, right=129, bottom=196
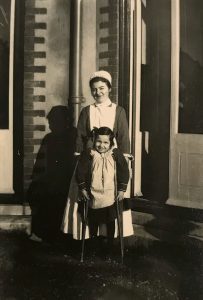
left=0, top=0, right=11, bottom=129
left=179, top=0, right=203, bottom=134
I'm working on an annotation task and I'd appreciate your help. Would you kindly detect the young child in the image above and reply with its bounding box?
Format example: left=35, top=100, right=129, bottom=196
left=76, top=126, right=130, bottom=255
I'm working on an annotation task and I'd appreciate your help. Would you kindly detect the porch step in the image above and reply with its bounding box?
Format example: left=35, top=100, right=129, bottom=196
left=0, top=205, right=202, bottom=245
left=0, top=204, right=31, bottom=215
left=0, top=215, right=31, bottom=234
left=131, top=210, right=203, bottom=243
left=0, top=205, right=31, bottom=234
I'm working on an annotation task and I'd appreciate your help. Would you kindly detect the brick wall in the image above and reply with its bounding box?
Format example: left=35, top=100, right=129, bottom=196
left=97, top=0, right=119, bottom=103
left=23, top=0, right=119, bottom=192
left=23, top=0, right=47, bottom=191
left=23, top=0, right=71, bottom=193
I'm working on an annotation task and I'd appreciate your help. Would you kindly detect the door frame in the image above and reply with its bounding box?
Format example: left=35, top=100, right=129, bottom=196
left=131, top=0, right=142, bottom=197
left=118, top=0, right=142, bottom=198
left=0, top=0, right=15, bottom=195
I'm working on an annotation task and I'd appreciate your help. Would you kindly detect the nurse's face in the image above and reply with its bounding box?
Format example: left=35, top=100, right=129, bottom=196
left=91, top=81, right=111, bottom=104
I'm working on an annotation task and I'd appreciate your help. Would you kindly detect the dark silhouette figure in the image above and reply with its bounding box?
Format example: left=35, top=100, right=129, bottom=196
left=27, top=105, right=77, bottom=242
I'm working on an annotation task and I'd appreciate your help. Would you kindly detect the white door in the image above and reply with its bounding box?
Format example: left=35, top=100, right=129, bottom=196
left=168, top=0, right=203, bottom=209
left=0, top=0, right=15, bottom=193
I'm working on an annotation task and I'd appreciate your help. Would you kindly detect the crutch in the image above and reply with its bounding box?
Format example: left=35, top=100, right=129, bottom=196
left=114, top=167, right=124, bottom=264
left=80, top=197, right=89, bottom=262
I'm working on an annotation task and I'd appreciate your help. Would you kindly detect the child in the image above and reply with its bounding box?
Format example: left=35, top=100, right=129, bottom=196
left=76, top=126, right=130, bottom=255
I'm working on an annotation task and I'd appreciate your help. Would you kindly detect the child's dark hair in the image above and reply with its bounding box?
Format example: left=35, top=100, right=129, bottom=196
left=92, top=127, right=114, bottom=147
left=89, top=77, right=111, bottom=89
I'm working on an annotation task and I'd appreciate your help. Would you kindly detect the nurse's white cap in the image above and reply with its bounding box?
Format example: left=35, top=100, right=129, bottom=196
left=89, top=70, right=112, bottom=85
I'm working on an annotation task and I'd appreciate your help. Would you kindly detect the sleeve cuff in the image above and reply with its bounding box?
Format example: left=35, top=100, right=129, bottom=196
left=123, top=153, right=134, bottom=160
left=74, top=152, right=81, bottom=156
left=117, top=182, right=128, bottom=192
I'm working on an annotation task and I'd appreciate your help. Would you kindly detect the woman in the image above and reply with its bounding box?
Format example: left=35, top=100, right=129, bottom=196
left=75, top=70, right=130, bottom=156
left=61, top=70, right=133, bottom=239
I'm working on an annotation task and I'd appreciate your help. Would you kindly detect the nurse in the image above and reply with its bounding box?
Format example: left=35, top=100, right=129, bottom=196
left=62, top=70, right=133, bottom=240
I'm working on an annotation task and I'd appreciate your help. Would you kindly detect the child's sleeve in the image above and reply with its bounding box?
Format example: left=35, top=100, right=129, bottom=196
left=114, top=149, right=129, bottom=192
left=75, top=150, right=90, bottom=191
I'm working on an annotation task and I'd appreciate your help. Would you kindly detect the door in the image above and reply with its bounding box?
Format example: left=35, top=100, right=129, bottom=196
left=168, top=0, right=203, bottom=209
left=127, top=0, right=171, bottom=201
left=0, top=0, right=24, bottom=201
left=137, top=0, right=171, bottom=202
left=0, top=0, right=15, bottom=194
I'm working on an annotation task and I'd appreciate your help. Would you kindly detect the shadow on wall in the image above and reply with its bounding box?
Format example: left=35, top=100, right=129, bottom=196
left=26, top=105, right=77, bottom=241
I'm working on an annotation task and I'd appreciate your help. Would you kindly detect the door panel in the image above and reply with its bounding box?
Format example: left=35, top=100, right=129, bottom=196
left=168, top=0, right=203, bottom=208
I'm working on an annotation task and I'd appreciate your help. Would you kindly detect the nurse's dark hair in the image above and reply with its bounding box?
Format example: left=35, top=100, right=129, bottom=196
left=92, top=127, right=114, bottom=147
left=89, top=77, right=111, bottom=89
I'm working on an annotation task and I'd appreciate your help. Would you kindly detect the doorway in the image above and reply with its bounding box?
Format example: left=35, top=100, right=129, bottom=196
left=137, top=0, right=171, bottom=203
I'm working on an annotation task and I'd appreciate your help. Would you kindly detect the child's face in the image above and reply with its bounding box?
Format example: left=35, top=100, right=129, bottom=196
left=95, top=135, right=111, bottom=153
left=91, top=81, right=111, bottom=104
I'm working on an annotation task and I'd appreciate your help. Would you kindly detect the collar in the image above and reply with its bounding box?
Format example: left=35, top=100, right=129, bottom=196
left=94, top=98, right=112, bottom=107
left=90, top=147, right=115, bottom=157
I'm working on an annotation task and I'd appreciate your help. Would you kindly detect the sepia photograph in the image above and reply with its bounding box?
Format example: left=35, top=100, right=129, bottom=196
left=0, top=0, right=202, bottom=299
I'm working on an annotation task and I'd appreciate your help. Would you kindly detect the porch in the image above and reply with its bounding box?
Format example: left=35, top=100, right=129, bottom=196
left=0, top=199, right=202, bottom=245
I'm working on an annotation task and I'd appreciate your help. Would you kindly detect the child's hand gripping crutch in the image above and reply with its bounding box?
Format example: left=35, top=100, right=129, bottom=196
left=80, top=190, right=89, bottom=262
left=114, top=167, right=124, bottom=264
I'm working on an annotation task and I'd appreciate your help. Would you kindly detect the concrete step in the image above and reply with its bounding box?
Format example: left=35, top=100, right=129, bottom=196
left=0, top=207, right=202, bottom=245
left=0, top=204, right=31, bottom=215
left=132, top=210, right=203, bottom=242
left=0, top=215, right=31, bottom=234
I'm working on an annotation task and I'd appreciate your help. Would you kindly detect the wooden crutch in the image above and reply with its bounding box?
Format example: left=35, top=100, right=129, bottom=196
left=114, top=165, right=124, bottom=264
left=80, top=197, right=89, bottom=262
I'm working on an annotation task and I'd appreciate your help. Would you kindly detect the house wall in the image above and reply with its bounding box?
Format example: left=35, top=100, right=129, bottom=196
left=23, top=0, right=71, bottom=191
left=81, top=0, right=120, bottom=106
left=80, top=0, right=97, bottom=107
left=23, top=0, right=119, bottom=192
left=23, top=0, right=98, bottom=192
left=96, top=0, right=119, bottom=103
